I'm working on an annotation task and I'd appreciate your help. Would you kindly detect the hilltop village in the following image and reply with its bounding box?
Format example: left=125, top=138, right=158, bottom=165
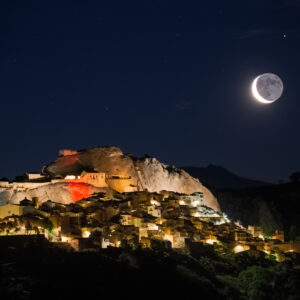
left=0, top=147, right=299, bottom=263
left=0, top=189, right=299, bottom=261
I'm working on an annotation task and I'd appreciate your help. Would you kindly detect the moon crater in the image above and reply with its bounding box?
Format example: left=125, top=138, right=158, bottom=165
left=252, top=73, right=283, bottom=104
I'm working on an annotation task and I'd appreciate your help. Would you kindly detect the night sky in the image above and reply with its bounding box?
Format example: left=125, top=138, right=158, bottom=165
left=0, top=0, right=300, bottom=182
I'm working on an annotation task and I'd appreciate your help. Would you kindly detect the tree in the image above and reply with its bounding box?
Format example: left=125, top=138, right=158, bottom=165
left=289, top=172, right=300, bottom=183
left=238, top=266, right=273, bottom=300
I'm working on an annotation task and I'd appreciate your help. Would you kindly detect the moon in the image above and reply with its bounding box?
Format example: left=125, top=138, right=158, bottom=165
left=252, top=73, right=283, bottom=104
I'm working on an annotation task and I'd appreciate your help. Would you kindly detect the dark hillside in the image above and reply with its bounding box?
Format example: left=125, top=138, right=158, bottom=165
left=216, top=182, right=300, bottom=239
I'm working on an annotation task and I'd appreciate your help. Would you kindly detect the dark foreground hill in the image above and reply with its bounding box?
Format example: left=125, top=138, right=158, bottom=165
left=0, top=236, right=300, bottom=300
left=216, top=182, right=300, bottom=239
left=182, top=165, right=271, bottom=190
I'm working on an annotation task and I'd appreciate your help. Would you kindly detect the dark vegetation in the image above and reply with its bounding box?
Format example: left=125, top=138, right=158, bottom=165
left=290, top=172, right=300, bottom=183
left=0, top=238, right=299, bottom=300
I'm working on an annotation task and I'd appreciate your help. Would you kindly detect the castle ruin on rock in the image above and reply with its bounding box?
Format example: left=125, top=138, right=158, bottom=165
left=0, top=146, right=219, bottom=211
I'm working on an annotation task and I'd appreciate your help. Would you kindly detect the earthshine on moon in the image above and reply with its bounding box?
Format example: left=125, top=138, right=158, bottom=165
left=252, top=73, right=283, bottom=104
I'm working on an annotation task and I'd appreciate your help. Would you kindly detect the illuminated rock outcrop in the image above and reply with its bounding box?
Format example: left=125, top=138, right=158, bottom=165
left=44, top=146, right=220, bottom=211
left=0, top=146, right=219, bottom=211
left=132, top=157, right=219, bottom=211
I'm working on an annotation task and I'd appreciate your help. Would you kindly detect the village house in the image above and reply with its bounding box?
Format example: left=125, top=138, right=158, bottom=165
left=272, top=230, right=285, bottom=243
left=234, top=230, right=249, bottom=242
left=1, top=188, right=299, bottom=262
left=248, top=225, right=263, bottom=238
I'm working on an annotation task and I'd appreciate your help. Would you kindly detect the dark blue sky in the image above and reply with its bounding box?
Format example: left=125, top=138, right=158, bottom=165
left=0, top=0, right=300, bottom=182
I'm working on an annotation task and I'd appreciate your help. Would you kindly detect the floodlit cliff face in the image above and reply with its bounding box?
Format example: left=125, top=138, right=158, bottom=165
left=0, top=146, right=219, bottom=211
left=134, top=158, right=219, bottom=211
left=44, top=146, right=220, bottom=211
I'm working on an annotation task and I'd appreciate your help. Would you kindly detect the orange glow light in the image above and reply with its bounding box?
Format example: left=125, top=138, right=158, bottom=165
left=67, top=182, right=92, bottom=202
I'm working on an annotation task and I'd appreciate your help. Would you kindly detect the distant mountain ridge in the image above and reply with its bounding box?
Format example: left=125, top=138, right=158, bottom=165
left=181, top=165, right=271, bottom=190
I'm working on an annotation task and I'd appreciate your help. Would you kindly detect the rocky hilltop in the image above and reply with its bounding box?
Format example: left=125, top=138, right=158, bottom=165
left=45, top=146, right=219, bottom=210
left=0, top=146, right=219, bottom=211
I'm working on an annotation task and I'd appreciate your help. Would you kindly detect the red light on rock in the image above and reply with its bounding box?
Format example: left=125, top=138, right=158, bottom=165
left=67, top=182, right=92, bottom=202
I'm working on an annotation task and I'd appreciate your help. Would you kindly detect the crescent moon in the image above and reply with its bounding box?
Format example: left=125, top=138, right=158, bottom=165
left=251, top=76, right=275, bottom=104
